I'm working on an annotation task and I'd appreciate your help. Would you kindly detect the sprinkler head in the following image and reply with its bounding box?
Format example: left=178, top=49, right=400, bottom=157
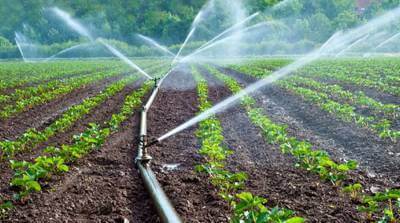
left=137, top=135, right=152, bottom=164
left=152, top=77, right=160, bottom=87
left=146, top=138, right=159, bottom=148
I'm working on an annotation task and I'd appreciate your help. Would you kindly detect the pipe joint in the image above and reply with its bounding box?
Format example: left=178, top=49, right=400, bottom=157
left=136, top=134, right=152, bottom=166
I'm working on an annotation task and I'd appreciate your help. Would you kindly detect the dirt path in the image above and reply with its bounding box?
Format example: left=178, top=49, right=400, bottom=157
left=219, top=67, right=400, bottom=184
left=200, top=67, right=367, bottom=222
left=3, top=80, right=158, bottom=222
left=0, top=74, right=127, bottom=141
left=147, top=68, right=231, bottom=223
left=0, top=79, right=145, bottom=202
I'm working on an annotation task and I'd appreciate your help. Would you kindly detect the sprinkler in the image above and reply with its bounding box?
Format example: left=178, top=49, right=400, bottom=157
left=138, top=134, right=152, bottom=163
left=153, top=77, right=160, bottom=88
left=146, top=138, right=160, bottom=148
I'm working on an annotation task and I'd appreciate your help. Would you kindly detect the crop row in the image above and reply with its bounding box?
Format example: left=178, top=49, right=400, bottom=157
left=207, top=65, right=400, bottom=222
left=301, top=59, right=400, bottom=87
left=228, top=62, right=400, bottom=142
left=0, top=61, right=120, bottom=91
left=230, top=58, right=400, bottom=96
left=192, top=66, right=303, bottom=223
left=0, top=75, right=138, bottom=160
left=8, top=79, right=153, bottom=201
left=287, top=76, right=399, bottom=120
left=207, top=66, right=358, bottom=185
left=0, top=62, right=171, bottom=161
left=0, top=59, right=167, bottom=93
left=0, top=59, right=167, bottom=112
left=280, top=80, right=400, bottom=142
left=0, top=68, right=131, bottom=119
left=0, top=66, right=127, bottom=106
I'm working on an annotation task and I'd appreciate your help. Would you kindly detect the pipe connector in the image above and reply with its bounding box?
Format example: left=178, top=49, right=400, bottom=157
left=146, top=138, right=159, bottom=148
left=136, top=135, right=152, bottom=165
left=153, top=77, right=161, bottom=88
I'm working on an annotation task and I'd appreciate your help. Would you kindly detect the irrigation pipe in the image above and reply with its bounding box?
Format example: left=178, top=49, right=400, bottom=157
left=135, top=68, right=182, bottom=223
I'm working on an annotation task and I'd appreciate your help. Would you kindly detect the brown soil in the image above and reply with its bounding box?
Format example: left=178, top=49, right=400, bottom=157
left=2, top=78, right=158, bottom=222
left=147, top=68, right=231, bottom=223
left=0, top=74, right=127, bottom=141
left=2, top=65, right=398, bottom=222
left=218, top=67, right=400, bottom=183
left=200, top=67, right=368, bottom=222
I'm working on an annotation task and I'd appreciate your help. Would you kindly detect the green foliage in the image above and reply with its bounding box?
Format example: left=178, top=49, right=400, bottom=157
left=227, top=58, right=400, bottom=221
left=7, top=73, right=154, bottom=200
left=358, top=189, right=400, bottom=222
left=232, top=192, right=304, bottom=223
left=192, top=66, right=303, bottom=222
left=0, top=0, right=393, bottom=58
left=343, top=183, right=363, bottom=200
left=208, top=65, right=358, bottom=185
left=0, top=200, right=13, bottom=218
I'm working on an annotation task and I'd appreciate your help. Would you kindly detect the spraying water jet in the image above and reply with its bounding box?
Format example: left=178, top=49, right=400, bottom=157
left=157, top=5, right=400, bottom=143
left=49, top=7, right=153, bottom=79
left=137, top=34, right=176, bottom=57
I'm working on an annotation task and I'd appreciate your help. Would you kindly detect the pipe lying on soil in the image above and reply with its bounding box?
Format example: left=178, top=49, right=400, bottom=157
left=135, top=72, right=182, bottom=223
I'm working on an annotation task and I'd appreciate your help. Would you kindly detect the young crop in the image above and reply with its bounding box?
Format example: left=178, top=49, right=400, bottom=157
left=288, top=76, right=400, bottom=120
left=207, top=65, right=358, bottom=185
left=232, top=192, right=304, bottom=223
left=358, top=189, right=400, bottom=222
left=8, top=79, right=152, bottom=200
left=0, top=68, right=129, bottom=119
left=192, top=66, right=303, bottom=223
left=342, top=183, right=363, bottom=201
left=0, top=200, right=13, bottom=219
left=215, top=63, right=400, bottom=221
left=279, top=81, right=399, bottom=142
left=0, top=75, right=138, bottom=160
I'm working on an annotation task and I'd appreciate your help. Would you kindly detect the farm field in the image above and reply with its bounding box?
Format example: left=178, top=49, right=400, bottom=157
left=0, top=57, right=399, bottom=222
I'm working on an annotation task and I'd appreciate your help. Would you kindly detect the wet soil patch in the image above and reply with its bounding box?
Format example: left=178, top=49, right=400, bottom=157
left=0, top=79, right=145, bottom=204
left=201, top=67, right=369, bottom=222
left=0, top=74, right=127, bottom=141
left=316, top=77, right=400, bottom=105
left=147, top=68, right=231, bottom=223
left=3, top=108, right=158, bottom=222
left=219, top=67, right=400, bottom=183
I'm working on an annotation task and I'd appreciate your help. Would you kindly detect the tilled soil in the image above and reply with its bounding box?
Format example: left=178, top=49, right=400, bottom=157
left=2, top=65, right=399, bottom=222
left=147, top=68, right=231, bottom=223
left=200, top=67, right=366, bottom=222
left=3, top=111, right=157, bottom=222
left=319, top=78, right=400, bottom=105
left=218, top=67, right=400, bottom=183
left=1, top=79, right=158, bottom=222
left=0, top=78, right=141, bottom=203
left=0, top=74, right=126, bottom=141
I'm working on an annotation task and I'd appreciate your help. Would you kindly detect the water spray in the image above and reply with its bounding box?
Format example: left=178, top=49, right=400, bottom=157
left=172, top=27, right=197, bottom=65
left=375, top=31, right=400, bottom=50
left=50, top=7, right=153, bottom=80
left=99, top=39, right=152, bottom=79
left=335, top=34, right=370, bottom=57
left=50, top=7, right=94, bottom=41
left=195, top=12, right=260, bottom=52
left=157, top=5, right=400, bottom=143
left=180, top=22, right=271, bottom=64
left=44, top=42, right=94, bottom=61
left=15, top=32, right=28, bottom=62
left=137, top=34, right=176, bottom=57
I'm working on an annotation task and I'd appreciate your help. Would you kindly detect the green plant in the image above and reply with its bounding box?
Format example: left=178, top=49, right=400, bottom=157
left=192, top=66, right=302, bottom=222
left=343, top=183, right=363, bottom=200
left=0, top=201, right=13, bottom=218
left=232, top=192, right=304, bottom=223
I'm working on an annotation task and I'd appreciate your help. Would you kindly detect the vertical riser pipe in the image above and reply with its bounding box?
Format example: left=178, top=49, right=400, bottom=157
left=135, top=75, right=182, bottom=223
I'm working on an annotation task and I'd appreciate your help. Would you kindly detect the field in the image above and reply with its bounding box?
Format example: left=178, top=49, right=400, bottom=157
left=0, top=58, right=399, bottom=222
